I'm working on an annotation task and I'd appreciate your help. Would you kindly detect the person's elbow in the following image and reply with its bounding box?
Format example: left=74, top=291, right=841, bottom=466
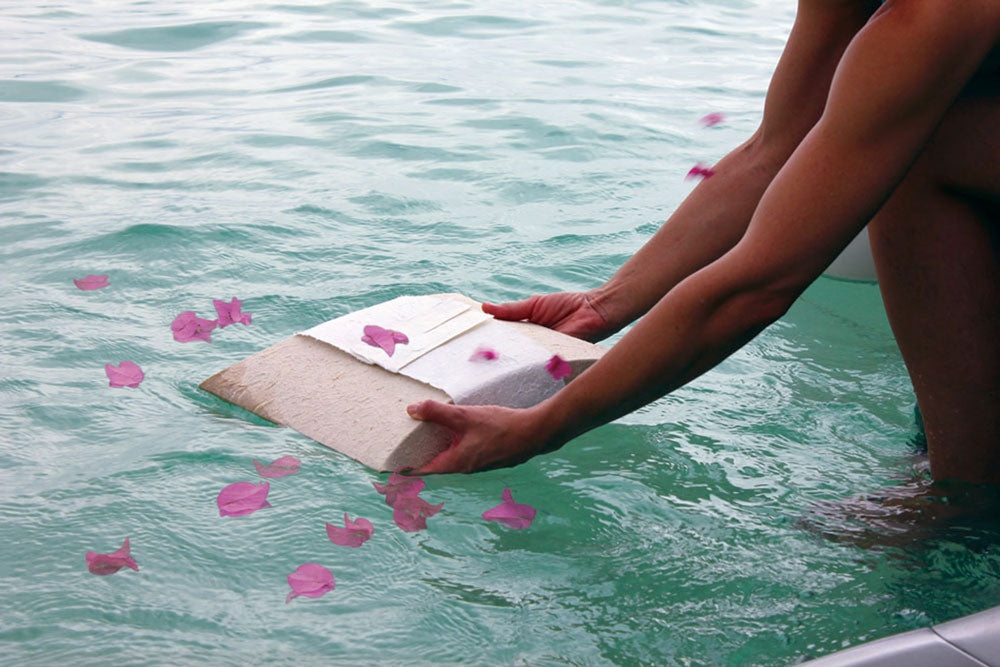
left=714, top=268, right=807, bottom=337
left=731, top=284, right=798, bottom=333
left=698, top=245, right=819, bottom=338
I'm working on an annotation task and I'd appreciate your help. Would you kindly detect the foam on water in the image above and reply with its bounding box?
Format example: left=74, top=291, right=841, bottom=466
left=3, top=1, right=999, bottom=664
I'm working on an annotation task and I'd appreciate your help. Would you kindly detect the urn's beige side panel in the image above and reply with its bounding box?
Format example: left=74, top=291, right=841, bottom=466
left=199, top=294, right=605, bottom=472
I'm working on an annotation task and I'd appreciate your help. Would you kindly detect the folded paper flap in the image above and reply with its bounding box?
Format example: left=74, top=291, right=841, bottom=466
left=300, top=295, right=491, bottom=372
left=401, top=318, right=561, bottom=406
left=299, top=294, right=562, bottom=406
left=399, top=305, right=493, bottom=371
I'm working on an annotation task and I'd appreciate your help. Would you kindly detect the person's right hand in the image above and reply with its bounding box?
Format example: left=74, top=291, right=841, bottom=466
left=407, top=400, right=557, bottom=474
left=482, top=292, right=617, bottom=342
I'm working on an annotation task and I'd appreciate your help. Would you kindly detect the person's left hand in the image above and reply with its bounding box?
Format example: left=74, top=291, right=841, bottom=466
left=406, top=400, right=556, bottom=474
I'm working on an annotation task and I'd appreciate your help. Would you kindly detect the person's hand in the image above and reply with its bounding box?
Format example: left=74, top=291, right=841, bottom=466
left=482, top=292, right=616, bottom=342
left=406, top=400, right=558, bottom=474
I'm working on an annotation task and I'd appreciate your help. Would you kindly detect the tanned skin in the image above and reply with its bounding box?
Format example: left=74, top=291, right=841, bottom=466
left=407, top=0, right=1000, bottom=483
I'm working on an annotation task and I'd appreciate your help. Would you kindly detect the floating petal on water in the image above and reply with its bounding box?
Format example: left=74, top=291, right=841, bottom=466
left=286, top=563, right=335, bottom=603
left=86, top=537, right=139, bottom=575
left=482, top=487, right=537, bottom=530
left=253, top=456, right=300, bottom=478
left=105, top=361, right=144, bottom=388
left=171, top=311, right=217, bottom=343
left=73, top=274, right=110, bottom=290
left=217, top=482, right=271, bottom=517
left=213, top=297, right=252, bottom=328
left=326, top=512, right=374, bottom=547
left=392, top=496, right=443, bottom=532
left=372, top=472, right=426, bottom=506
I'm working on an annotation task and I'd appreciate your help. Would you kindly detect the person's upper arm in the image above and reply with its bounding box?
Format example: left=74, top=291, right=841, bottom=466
left=750, top=0, right=879, bottom=161
left=716, top=0, right=1000, bottom=306
left=820, top=0, right=1000, bottom=162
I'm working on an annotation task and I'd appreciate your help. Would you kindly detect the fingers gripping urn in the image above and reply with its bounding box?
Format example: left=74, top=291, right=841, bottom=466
left=200, top=294, right=606, bottom=472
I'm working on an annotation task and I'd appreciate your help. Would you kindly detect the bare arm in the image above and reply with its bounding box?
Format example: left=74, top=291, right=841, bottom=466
left=486, top=0, right=879, bottom=340
left=543, top=0, right=1000, bottom=439
left=412, top=0, right=1000, bottom=473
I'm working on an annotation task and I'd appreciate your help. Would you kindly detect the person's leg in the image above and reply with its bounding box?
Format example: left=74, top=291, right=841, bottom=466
left=868, top=89, right=1000, bottom=484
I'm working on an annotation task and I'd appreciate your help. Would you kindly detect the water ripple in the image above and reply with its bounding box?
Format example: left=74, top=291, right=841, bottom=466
left=0, top=79, right=87, bottom=103
left=272, top=74, right=381, bottom=94
left=392, top=14, right=547, bottom=39
left=1, top=1, right=990, bottom=665
left=280, top=29, right=375, bottom=44
left=81, top=21, right=269, bottom=53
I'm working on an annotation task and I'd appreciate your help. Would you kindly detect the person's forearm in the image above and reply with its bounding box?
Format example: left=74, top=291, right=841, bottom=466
left=535, top=125, right=913, bottom=449
left=591, top=0, right=876, bottom=333
left=542, top=119, right=903, bottom=447
left=532, top=0, right=999, bottom=452
left=590, top=137, right=787, bottom=332
left=540, top=255, right=785, bottom=446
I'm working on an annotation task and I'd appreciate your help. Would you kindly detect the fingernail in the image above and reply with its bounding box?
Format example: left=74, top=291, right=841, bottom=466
left=406, top=404, right=420, bottom=418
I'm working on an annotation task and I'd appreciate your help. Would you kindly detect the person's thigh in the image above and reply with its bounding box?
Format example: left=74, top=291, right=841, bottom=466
left=868, top=84, right=1000, bottom=484
left=926, top=86, right=1000, bottom=207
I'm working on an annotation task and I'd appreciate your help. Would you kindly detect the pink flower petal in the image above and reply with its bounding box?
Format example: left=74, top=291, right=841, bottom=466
left=217, top=482, right=271, bottom=517
left=482, top=487, right=537, bottom=530
left=86, top=537, right=139, bottom=575
left=286, top=563, right=335, bottom=603
left=392, top=496, right=443, bottom=532
left=469, top=346, right=499, bottom=362
left=105, top=361, right=144, bottom=388
left=73, top=274, right=109, bottom=291
left=326, top=512, right=375, bottom=548
left=171, top=311, right=217, bottom=343
left=699, top=112, right=725, bottom=127
left=372, top=472, right=426, bottom=507
left=545, top=355, right=572, bottom=381
left=685, top=163, right=715, bottom=180
left=213, top=297, right=252, bottom=328
left=253, top=456, right=300, bottom=479
left=361, top=325, right=408, bottom=357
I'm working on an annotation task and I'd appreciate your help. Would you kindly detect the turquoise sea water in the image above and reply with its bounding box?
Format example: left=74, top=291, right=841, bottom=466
left=2, top=1, right=999, bottom=664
